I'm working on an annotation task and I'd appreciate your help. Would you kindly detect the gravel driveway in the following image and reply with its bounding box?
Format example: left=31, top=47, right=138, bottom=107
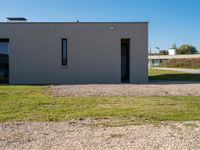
left=50, top=82, right=200, bottom=96
left=1, top=121, right=200, bottom=150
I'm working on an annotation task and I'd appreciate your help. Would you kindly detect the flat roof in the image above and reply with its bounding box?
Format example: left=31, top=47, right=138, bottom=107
left=149, top=54, right=200, bottom=60
left=7, top=17, right=27, bottom=21
left=0, top=21, right=149, bottom=24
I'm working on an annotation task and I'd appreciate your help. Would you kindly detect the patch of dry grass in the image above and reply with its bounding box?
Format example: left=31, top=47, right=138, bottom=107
left=160, top=58, right=200, bottom=69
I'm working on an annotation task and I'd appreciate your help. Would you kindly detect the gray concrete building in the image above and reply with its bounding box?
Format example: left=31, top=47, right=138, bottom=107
left=0, top=21, right=148, bottom=84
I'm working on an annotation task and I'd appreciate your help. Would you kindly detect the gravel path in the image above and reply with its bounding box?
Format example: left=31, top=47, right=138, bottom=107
left=153, top=67, right=200, bottom=74
left=1, top=121, right=200, bottom=150
left=50, top=82, right=200, bottom=96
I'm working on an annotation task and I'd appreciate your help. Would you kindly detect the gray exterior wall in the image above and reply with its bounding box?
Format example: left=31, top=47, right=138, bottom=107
left=0, top=22, right=148, bottom=84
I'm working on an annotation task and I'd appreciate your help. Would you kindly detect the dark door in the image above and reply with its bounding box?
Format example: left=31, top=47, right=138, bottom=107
left=121, top=39, right=130, bottom=82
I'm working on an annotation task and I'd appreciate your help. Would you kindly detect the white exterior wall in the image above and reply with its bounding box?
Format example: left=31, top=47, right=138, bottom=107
left=0, top=22, right=148, bottom=84
left=168, top=49, right=176, bottom=55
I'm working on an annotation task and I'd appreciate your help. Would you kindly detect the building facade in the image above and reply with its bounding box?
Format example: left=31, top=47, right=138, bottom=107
left=0, top=22, right=148, bottom=84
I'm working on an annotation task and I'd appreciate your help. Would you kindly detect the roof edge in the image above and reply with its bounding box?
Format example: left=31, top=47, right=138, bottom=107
left=0, top=21, right=149, bottom=24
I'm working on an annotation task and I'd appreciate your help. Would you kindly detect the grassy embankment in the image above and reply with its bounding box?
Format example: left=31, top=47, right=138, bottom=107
left=160, top=58, right=200, bottom=69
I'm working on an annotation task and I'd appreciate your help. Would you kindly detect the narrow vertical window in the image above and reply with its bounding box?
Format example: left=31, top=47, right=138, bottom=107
left=62, top=38, right=67, bottom=66
left=0, top=38, right=9, bottom=83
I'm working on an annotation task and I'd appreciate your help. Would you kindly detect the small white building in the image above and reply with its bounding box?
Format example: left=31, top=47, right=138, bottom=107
left=168, top=49, right=176, bottom=56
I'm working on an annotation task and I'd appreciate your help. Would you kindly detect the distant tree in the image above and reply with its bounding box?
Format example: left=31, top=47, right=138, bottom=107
left=159, top=50, right=169, bottom=55
left=176, top=44, right=198, bottom=54
left=148, top=48, right=152, bottom=55
left=172, top=43, right=177, bottom=49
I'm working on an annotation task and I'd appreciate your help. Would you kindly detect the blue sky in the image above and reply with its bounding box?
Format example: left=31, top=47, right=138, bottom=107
left=0, top=0, right=200, bottom=52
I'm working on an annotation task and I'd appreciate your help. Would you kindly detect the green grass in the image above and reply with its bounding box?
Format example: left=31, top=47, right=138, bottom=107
left=149, top=69, right=200, bottom=81
left=1, top=85, right=200, bottom=125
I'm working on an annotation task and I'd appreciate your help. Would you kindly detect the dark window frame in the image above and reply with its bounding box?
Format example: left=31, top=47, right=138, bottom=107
left=0, top=39, right=9, bottom=42
left=62, top=38, right=68, bottom=66
left=0, top=38, right=9, bottom=83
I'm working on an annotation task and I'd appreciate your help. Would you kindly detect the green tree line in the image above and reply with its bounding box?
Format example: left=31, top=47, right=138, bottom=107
left=158, top=44, right=199, bottom=55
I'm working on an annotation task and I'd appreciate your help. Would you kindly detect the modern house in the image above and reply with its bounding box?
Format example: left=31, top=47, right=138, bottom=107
left=0, top=18, right=148, bottom=84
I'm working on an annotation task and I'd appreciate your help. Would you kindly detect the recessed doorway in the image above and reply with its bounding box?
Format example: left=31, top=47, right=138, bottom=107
left=121, top=39, right=130, bottom=83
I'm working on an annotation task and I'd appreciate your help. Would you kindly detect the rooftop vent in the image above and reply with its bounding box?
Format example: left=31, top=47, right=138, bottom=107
left=6, top=17, right=27, bottom=22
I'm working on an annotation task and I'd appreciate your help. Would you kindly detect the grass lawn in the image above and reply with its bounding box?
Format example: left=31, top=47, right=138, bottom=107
left=1, top=85, right=200, bottom=125
left=149, top=69, right=200, bottom=81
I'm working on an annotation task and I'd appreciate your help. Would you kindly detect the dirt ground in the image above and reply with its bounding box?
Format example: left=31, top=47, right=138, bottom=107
left=49, top=82, right=200, bottom=96
left=1, top=121, right=200, bottom=150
